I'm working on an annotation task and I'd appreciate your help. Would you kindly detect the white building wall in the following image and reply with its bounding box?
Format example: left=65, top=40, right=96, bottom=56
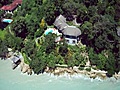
left=65, top=38, right=77, bottom=45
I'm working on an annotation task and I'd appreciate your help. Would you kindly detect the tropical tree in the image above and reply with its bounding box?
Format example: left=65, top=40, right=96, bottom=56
left=44, top=2, right=57, bottom=25
left=88, top=48, right=107, bottom=70
left=105, top=51, right=116, bottom=77
left=11, top=16, right=28, bottom=39
left=58, top=39, right=68, bottom=57
left=83, top=0, right=98, bottom=7
left=30, top=49, right=47, bottom=74
left=105, top=6, right=115, bottom=17
left=0, top=10, right=5, bottom=18
left=0, top=39, right=8, bottom=59
left=3, top=33, right=23, bottom=51
left=42, top=33, right=57, bottom=54
left=25, top=14, right=39, bottom=39
left=97, top=1, right=107, bottom=15
left=22, top=39, right=37, bottom=59
left=76, top=3, right=88, bottom=23
left=115, top=0, right=120, bottom=21
left=66, top=55, right=75, bottom=67
left=62, top=0, right=80, bottom=21
left=81, top=21, right=93, bottom=39
left=46, top=52, right=57, bottom=69
left=88, top=6, right=97, bottom=17
left=56, top=54, right=65, bottom=65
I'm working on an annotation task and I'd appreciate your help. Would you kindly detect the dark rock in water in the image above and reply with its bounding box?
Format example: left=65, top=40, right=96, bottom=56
left=12, top=63, right=18, bottom=70
left=12, top=60, right=21, bottom=70
left=106, top=73, right=113, bottom=77
left=0, top=53, right=8, bottom=60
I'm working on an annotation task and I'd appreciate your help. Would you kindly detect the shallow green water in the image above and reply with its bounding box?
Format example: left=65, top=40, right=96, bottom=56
left=0, top=59, right=120, bottom=90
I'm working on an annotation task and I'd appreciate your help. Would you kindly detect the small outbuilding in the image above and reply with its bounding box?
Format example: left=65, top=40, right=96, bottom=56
left=11, top=55, right=21, bottom=64
left=11, top=55, right=21, bottom=69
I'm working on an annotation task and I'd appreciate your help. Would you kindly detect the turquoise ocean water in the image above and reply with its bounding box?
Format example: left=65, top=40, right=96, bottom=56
left=0, top=59, right=120, bottom=90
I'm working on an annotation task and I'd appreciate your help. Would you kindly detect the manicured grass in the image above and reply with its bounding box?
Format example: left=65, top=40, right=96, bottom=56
left=22, top=52, right=30, bottom=65
left=0, top=30, right=7, bottom=40
left=47, top=25, right=54, bottom=28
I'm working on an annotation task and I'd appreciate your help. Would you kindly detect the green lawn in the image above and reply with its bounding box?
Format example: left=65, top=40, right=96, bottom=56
left=22, top=52, right=30, bottom=65
left=0, top=30, right=7, bottom=40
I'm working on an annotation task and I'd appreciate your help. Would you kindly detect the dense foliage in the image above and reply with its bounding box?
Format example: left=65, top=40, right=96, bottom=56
left=0, top=0, right=120, bottom=76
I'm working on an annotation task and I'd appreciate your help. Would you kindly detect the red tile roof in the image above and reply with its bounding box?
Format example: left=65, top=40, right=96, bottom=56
left=0, top=0, right=22, bottom=11
left=1, top=4, right=17, bottom=11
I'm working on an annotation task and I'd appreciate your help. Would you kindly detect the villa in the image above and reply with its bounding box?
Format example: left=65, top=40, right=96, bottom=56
left=54, top=15, right=81, bottom=45
left=0, top=0, right=22, bottom=13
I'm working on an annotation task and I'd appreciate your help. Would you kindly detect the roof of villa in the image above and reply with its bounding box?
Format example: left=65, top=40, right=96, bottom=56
left=54, top=15, right=82, bottom=37
left=56, top=14, right=66, bottom=22
left=56, top=23, right=68, bottom=31
left=54, top=15, right=66, bottom=27
left=1, top=4, right=18, bottom=11
left=62, top=26, right=81, bottom=37
left=0, top=0, right=22, bottom=11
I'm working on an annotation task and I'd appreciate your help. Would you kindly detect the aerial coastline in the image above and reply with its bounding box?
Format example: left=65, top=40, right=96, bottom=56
left=1, top=59, right=120, bottom=90
left=1, top=51, right=120, bottom=80
left=0, top=0, right=120, bottom=81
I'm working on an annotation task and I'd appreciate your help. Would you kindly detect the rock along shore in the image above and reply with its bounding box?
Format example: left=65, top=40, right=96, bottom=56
left=44, top=66, right=108, bottom=80
left=2, top=50, right=120, bottom=80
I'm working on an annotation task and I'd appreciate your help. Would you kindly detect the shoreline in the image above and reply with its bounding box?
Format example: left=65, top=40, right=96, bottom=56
left=18, top=60, right=120, bottom=80
left=1, top=59, right=120, bottom=90
left=1, top=57, right=120, bottom=81
left=1, top=50, right=120, bottom=81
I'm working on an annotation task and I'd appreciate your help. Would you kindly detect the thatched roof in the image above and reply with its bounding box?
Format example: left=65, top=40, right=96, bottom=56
left=54, top=15, right=67, bottom=31
left=54, top=15, right=82, bottom=37
left=57, top=23, right=68, bottom=31
left=62, top=26, right=81, bottom=37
